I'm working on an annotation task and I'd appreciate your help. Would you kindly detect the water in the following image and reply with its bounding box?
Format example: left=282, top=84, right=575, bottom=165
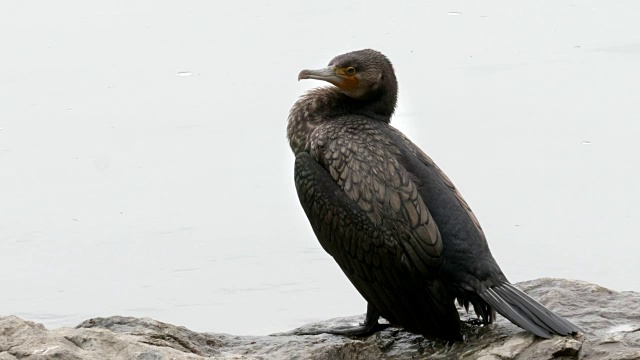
left=1, top=1, right=639, bottom=336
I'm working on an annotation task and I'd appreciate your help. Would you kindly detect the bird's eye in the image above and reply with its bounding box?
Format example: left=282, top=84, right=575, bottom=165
left=345, top=67, right=356, bottom=75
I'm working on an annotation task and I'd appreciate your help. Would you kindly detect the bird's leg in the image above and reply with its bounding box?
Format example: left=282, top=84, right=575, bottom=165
left=296, top=303, right=391, bottom=337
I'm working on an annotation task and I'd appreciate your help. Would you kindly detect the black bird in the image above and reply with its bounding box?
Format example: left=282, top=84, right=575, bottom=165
left=287, top=49, right=580, bottom=341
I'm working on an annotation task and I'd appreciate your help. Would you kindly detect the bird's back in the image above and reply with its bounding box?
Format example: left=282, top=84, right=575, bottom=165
left=382, top=127, right=508, bottom=294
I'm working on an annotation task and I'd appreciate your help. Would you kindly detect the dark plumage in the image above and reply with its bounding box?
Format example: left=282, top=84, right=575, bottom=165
left=287, top=49, right=580, bottom=341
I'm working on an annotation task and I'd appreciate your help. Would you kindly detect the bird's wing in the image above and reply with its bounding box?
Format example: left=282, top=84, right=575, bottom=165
left=309, top=127, right=444, bottom=275
left=295, top=148, right=460, bottom=339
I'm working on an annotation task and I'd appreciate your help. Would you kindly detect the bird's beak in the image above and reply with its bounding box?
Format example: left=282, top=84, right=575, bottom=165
left=298, top=67, right=339, bottom=83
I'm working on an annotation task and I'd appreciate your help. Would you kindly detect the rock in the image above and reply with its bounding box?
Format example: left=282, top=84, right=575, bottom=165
left=1, top=279, right=639, bottom=359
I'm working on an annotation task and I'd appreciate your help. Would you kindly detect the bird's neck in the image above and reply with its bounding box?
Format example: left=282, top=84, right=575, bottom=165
left=287, top=87, right=397, bottom=155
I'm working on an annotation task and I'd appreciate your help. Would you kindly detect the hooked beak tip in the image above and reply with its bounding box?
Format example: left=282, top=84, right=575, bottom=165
left=298, top=70, right=310, bottom=81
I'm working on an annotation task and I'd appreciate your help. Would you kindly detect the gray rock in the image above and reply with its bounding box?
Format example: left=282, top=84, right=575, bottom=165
left=1, top=279, right=639, bottom=359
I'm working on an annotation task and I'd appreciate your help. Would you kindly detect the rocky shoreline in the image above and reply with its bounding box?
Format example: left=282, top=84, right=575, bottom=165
left=1, top=279, right=639, bottom=359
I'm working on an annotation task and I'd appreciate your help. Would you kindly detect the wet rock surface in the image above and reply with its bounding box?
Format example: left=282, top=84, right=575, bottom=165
left=1, top=279, right=639, bottom=359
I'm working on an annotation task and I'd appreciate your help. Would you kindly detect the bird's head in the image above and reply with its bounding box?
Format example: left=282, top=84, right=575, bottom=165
left=298, top=49, right=397, bottom=101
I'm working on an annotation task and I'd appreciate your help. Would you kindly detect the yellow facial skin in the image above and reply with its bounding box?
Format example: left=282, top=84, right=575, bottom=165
left=333, top=67, right=358, bottom=91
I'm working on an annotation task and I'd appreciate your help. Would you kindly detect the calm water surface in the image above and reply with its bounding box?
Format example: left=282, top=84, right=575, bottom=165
left=1, top=1, right=639, bottom=336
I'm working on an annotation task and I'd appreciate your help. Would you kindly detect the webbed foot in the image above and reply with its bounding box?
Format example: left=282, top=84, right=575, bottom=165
left=465, top=317, right=484, bottom=326
left=295, top=321, right=391, bottom=337
left=294, top=303, right=390, bottom=337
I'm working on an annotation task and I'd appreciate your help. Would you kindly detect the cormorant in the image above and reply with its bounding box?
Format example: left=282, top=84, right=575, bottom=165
left=287, top=49, right=580, bottom=341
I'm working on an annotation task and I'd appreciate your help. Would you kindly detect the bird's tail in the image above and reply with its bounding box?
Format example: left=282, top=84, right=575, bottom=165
left=477, top=282, right=580, bottom=338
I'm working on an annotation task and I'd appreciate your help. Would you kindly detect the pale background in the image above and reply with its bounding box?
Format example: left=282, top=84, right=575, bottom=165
left=1, top=1, right=638, bottom=336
